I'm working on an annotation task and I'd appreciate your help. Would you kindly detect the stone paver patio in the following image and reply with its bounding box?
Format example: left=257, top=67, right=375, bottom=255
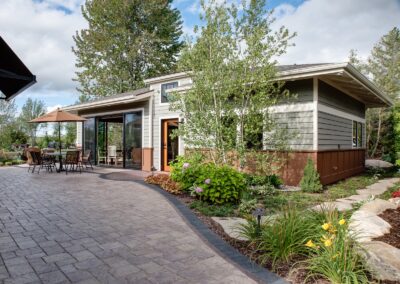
left=0, top=166, right=256, bottom=284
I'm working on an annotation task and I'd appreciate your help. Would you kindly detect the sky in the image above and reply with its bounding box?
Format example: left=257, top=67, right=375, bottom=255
left=1, top=0, right=399, bottom=114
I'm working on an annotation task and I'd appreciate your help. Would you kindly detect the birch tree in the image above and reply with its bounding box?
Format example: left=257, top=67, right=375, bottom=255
left=170, top=0, right=295, bottom=170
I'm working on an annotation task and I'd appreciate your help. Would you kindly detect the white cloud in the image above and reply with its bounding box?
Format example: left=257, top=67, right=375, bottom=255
left=273, top=0, right=400, bottom=64
left=46, top=104, right=64, bottom=113
left=0, top=0, right=86, bottom=95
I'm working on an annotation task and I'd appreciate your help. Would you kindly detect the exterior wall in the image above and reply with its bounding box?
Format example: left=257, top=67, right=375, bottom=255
left=279, top=79, right=314, bottom=104
left=317, top=149, right=365, bottom=185
left=318, top=112, right=353, bottom=150
left=148, top=77, right=191, bottom=171
left=318, top=80, right=365, bottom=118
left=271, top=111, right=314, bottom=150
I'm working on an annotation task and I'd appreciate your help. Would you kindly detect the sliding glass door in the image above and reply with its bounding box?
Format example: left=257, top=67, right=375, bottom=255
left=83, top=117, right=96, bottom=163
left=124, top=111, right=142, bottom=169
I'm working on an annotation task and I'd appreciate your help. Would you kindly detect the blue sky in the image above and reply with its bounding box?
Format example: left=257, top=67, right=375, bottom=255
left=1, top=0, right=399, bottom=114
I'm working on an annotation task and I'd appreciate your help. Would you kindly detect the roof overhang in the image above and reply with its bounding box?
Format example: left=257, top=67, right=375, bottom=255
left=277, top=63, right=392, bottom=108
left=63, top=90, right=153, bottom=113
left=144, top=71, right=189, bottom=85
left=0, top=36, right=36, bottom=101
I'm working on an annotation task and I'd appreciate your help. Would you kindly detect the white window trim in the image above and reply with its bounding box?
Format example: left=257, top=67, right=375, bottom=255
left=160, top=81, right=179, bottom=106
left=352, top=120, right=364, bottom=149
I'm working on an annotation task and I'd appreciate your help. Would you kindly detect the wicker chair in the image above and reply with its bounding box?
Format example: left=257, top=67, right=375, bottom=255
left=64, top=150, right=81, bottom=175
left=80, top=150, right=93, bottom=170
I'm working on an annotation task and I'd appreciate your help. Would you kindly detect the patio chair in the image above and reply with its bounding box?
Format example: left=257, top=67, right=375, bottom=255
left=64, top=150, right=81, bottom=175
left=26, top=149, right=41, bottom=174
left=27, top=148, right=55, bottom=174
left=98, top=149, right=106, bottom=165
left=107, top=145, right=117, bottom=165
left=80, top=150, right=93, bottom=170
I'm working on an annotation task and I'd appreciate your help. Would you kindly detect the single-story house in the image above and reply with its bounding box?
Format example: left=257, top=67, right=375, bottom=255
left=63, top=63, right=392, bottom=185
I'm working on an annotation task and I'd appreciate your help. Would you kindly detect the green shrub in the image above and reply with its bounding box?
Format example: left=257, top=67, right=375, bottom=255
left=191, top=164, right=245, bottom=204
left=170, top=154, right=204, bottom=191
left=304, top=211, right=369, bottom=283
left=244, top=174, right=282, bottom=188
left=4, top=161, right=12, bottom=166
left=257, top=207, right=320, bottom=267
left=300, top=159, right=322, bottom=193
left=0, top=162, right=3, bottom=167
left=238, top=198, right=258, bottom=214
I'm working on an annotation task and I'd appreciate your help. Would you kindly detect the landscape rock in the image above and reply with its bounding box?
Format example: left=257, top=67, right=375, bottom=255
left=365, top=159, right=394, bottom=168
left=312, top=201, right=353, bottom=212
left=358, top=198, right=397, bottom=215
left=361, top=241, right=400, bottom=281
left=211, top=217, right=248, bottom=240
left=388, top=197, right=400, bottom=206
left=349, top=210, right=391, bottom=242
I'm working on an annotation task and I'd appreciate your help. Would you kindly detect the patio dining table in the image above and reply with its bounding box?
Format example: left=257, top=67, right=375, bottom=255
left=44, top=151, right=79, bottom=173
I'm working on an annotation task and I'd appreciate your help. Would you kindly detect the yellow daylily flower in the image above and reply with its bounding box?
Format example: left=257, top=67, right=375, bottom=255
left=322, top=222, right=331, bottom=230
left=339, top=219, right=346, bottom=225
left=324, top=239, right=333, bottom=247
left=305, top=240, right=316, bottom=248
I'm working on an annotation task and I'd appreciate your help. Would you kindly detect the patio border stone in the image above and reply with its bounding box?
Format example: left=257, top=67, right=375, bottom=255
left=132, top=180, right=288, bottom=284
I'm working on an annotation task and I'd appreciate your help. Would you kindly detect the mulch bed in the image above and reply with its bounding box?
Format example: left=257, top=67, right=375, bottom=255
left=374, top=206, right=400, bottom=249
left=173, top=192, right=321, bottom=284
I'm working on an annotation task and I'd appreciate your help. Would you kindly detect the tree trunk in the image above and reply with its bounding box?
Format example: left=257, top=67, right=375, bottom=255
left=370, top=108, right=383, bottom=158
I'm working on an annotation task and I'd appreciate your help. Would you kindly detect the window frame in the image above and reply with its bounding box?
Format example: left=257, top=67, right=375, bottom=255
left=352, top=121, right=363, bottom=148
left=160, top=81, right=179, bottom=104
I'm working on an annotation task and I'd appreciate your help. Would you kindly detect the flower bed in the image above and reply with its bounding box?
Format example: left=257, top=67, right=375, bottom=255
left=373, top=207, right=400, bottom=249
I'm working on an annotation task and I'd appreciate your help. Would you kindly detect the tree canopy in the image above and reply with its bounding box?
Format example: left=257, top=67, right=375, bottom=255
left=73, top=0, right=183, bottom=100
left=171, top=0, right=295, bottom=168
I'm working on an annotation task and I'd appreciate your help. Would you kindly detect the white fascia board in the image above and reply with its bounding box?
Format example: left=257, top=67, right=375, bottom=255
left=144, top=72, right=190, bottom=84
left=63, top=92, right=152, bottom=112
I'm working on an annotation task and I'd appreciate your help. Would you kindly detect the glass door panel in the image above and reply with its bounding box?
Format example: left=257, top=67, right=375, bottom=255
left=124, top=111, right=142, bottom=169
left=162, top=119, right=179, bottom=171
left=83, top=117, right=96, bottom=163
left=97, top=120, right=107, bottom=165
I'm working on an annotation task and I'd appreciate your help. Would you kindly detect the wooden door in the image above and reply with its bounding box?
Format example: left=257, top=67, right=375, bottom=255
left=162, top=119, right=179, bottom=171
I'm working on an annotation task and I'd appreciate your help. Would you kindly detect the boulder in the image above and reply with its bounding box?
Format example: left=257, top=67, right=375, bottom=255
left=388, top=197, right=400, bottom=206
left=365, top=159, right=394, bottom=168
left=349, top=210, right=391, bottom=242
left=211, top=217, right=248, bottom=240
left=358, top=198, right=397, bottom=215
left=361, top=241, right=400, bottom=281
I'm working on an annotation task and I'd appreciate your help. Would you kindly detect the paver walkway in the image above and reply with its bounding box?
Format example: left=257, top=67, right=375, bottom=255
left=0, top=166, right=256, bottom=284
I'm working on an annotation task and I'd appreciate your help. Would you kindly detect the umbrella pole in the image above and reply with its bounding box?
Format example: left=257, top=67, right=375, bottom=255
left=58, top=122, right=61, bottom=156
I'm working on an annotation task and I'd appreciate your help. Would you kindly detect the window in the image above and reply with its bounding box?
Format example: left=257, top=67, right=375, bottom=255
left=352, top=121, right=363, bottom=148
left=161, top=81, right=178, bottom=103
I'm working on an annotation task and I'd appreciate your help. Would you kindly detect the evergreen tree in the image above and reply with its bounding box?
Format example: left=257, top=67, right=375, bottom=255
left=300, top=159, right=322, bottom=193
left=349, top=28, right=400, bottom=160
left=73, top=0, right=183, bottom=100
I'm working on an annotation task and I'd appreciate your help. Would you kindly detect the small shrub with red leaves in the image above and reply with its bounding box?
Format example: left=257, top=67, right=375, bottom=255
left=392, top=190, right=400, bottom=198
left=145, top=174, right=182, bottom=195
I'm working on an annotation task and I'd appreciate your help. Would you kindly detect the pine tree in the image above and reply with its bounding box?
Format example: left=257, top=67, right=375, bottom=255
left=300, top=158, right=322, bottom=193
left=349, top=28, right=400, bottom=161
left=366, top=27, right=400, bottom=160
left=73, top=0, right=183, bottom=100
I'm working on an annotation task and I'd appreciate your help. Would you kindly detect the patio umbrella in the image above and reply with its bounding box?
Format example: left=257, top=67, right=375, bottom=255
left=30, top=108, right=86, bottom=158
left=0, top=36, right=36, bottom=100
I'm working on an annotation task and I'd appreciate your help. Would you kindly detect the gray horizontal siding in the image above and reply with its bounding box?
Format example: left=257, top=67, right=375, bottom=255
left=318, top=111, right=352, bottom=150
left=318, top=80, right=365, bottom=118
left=278, top=79, right=313, bottom=104
left=270, top=111, right=313, bottom=150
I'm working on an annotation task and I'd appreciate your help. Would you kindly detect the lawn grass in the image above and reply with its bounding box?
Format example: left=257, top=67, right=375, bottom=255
left=264, top=171, right=393, bottom=214
left=378, top=181, right=400, bottom=200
